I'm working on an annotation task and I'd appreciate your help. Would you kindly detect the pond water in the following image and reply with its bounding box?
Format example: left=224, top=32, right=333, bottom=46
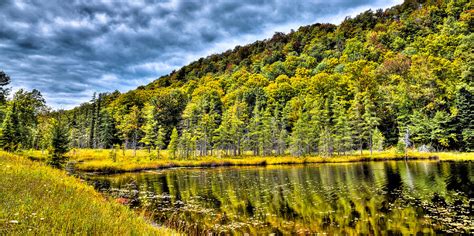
left=87, top=161, right=473, bottom=234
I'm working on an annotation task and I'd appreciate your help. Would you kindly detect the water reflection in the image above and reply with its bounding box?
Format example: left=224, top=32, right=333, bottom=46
left=88, top=161, right=473, bottom=234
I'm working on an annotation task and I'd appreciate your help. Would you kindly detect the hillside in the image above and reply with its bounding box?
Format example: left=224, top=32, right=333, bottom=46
left=14, top=0, right=474, bottom=156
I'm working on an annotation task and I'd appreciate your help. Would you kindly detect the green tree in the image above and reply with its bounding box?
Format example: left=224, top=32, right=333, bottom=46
left=117, top=106, right=141, bottom=157
left=0, top=103, right=20, bottom=151
left=98, top=109, right=119, bottom=149
left=0, top=71, right=11, bottom=105
left=47, top=118, right=69, bottom=168
left=155, top=125, right=166, bottom=158
left=140, top=103, right=159, bottom=152
left=362, top=95, right=379, bottom=155
left=168, top=127, right=179, bottom=159
left=372, top=127, right=385, bottom=152
left=332, top=98, right=352, bottom=155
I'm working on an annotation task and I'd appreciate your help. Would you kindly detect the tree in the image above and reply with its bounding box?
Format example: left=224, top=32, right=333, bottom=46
left=332, top=98, right=352, bottom=155
left=98, top=109, right=119, bottom=149
left=117, top=105, right=141, bottom=157
left=247, top=101, right=264, bottom=156
left=155, top=125, right=166, bottom=158
left=362, top=95, right=379, bottom=155
left=89, top=93, right=97, bottom=148
left=140, top=103, right=159, bottom=152
left=456, top=87, right=473, bottom=151
left=0, top=71, right=11, bottom=104
left=349, top=94, right=365, bottom=155
left=47, top=118, right=69, bottom=168
left=372, top=127, right=384, bottom=152
left=11, top=89, right=45, bottom=149
left=168, top=127, right=179, bottom=159
left=290, top=112, right=311, bottom=157
left=318, top=98, right=332, bottom=156
left=0, top=103, right=20, bottom=151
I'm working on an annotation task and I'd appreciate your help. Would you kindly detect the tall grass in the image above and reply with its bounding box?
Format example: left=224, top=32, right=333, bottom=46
left=0, top=151, right=176, bottom=235
left=20, top=148, right=473, bottom=174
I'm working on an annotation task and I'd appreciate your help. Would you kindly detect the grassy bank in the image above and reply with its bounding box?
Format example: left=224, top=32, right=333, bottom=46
left=20, top=148, right=474, bottom=174
left=0, top=151, right=175, bottom=235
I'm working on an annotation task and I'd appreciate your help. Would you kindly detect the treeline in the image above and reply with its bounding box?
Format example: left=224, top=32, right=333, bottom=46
left=0, top=0, right=472, bottom=160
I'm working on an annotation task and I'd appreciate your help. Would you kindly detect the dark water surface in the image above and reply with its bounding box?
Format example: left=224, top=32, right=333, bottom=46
left=87, top=161, right=473, bottom=234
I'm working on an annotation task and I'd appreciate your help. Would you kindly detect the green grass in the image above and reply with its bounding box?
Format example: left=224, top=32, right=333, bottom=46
left=19, top=148, right=474, bottom=174
left=0, top=151, right=176, bottom=235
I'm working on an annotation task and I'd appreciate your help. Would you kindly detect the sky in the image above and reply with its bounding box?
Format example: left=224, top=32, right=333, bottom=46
left=0, top=0, right=402, bottom=109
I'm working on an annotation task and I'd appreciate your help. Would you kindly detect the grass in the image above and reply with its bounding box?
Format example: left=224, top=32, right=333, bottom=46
left=19, top=148, right=474, bottom=174
left=0, top=151, right=176, bottom=235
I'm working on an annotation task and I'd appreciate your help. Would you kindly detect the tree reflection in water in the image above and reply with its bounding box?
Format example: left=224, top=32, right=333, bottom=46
left=88, top=161, right=472, bottom=234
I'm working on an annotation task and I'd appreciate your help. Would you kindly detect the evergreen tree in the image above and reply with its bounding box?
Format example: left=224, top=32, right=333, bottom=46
left=0, top=70, right=11, bottom=105
left=372, top=127, right=384, bottom=152
left=362, top=95, right=379, bottom=155
left=155, top=125, right=166, bottom=158
left=93, top=93, right=103, bottom=148
left=140, top=103, right=158, bottom=152
left=168, top=127, right=179, bottom=159
left=456, top=87, right=473, bottom=151
left=98, top=109, right=119, bottom=149
left=349, top=98, right=364, bottom=155
left=290, top=112, right=311, bottom=157
left=89, top=93, right=96, bottom=148
left=247, top=102, right=264, bottom=156
left=332, top=98, right=352, bottom=155
left=47, top=118, right=69, bottom=168
left=0, top=103, right=20, bottom=151
left=318, top=98, right=333, bottom=156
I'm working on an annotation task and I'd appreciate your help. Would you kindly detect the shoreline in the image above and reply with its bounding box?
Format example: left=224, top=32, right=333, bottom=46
left=20, top=149, right=474, bottom=175
left=73, top=154, right=445, bottom=175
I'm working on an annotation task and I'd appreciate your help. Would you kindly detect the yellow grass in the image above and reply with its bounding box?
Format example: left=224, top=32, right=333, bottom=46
left=19, top=148, right=473, bottom=174
left=0, top=151, right=177, bottom=235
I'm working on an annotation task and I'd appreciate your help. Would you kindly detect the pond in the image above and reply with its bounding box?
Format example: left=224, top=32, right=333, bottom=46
left=86, top=161, right=473, bottom=234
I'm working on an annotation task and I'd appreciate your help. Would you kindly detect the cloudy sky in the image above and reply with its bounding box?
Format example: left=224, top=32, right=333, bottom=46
left=0, top=0, right=402, bottom=109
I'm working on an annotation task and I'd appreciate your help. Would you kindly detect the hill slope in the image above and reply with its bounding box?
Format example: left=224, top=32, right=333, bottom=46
left=62, top=0, right=473, bottom=155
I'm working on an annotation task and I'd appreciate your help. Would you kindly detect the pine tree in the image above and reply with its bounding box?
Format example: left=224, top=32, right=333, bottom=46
left=362, top=95, right=379, bottom=155
left=155, top=125, right=166, bottom=158
left=332, top=98, right=352, bottom=155
left=260, top=108, right=273, bottom=156
left=93, top=93, right=102, bottom=148
left=140, top=103, right=158, bottom=152
left=247, top=102, right=264, bottom=156
left=318, top=98, right=332, bottom=156
left=47, top=118, right=69, bottom=168
left=349, top=93, right=365, bottom=155
left=89, top=93, right=96, bottom=148
left=290, top=112, right=310, bottom=157
left=372, top=127, right=384, bottom=152
left=168, top=127, right=179, bottom=159
left=0, top=103, right=20, bottom=151
left=456, top=87, right=473, bottom=151
left=98, top=109, right=118, bottom=149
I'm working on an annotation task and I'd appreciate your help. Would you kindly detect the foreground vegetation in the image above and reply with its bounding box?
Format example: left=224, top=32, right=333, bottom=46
left=21, top=148, right=474, bottom=173
left=0, top=151, right=174, bottom=235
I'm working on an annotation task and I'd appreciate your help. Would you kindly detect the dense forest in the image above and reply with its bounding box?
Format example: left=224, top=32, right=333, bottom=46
left=0, top=0, right=472, bottom=161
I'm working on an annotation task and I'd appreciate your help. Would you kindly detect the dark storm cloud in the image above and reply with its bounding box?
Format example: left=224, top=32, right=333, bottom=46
left=0, top=0, right=401, bottom=109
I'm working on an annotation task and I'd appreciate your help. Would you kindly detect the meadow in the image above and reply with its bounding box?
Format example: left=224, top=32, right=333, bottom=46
left=0, top=151, right=176, bottom=235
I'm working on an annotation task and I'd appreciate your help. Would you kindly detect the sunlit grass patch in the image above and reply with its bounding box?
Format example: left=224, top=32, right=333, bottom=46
left=0, top=151, right=176, bottom=235
left=18, top=148, right=474, bottom=174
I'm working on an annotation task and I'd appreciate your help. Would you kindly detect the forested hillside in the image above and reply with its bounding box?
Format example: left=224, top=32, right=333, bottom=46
left=1, top=0, right=472, bottom=158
